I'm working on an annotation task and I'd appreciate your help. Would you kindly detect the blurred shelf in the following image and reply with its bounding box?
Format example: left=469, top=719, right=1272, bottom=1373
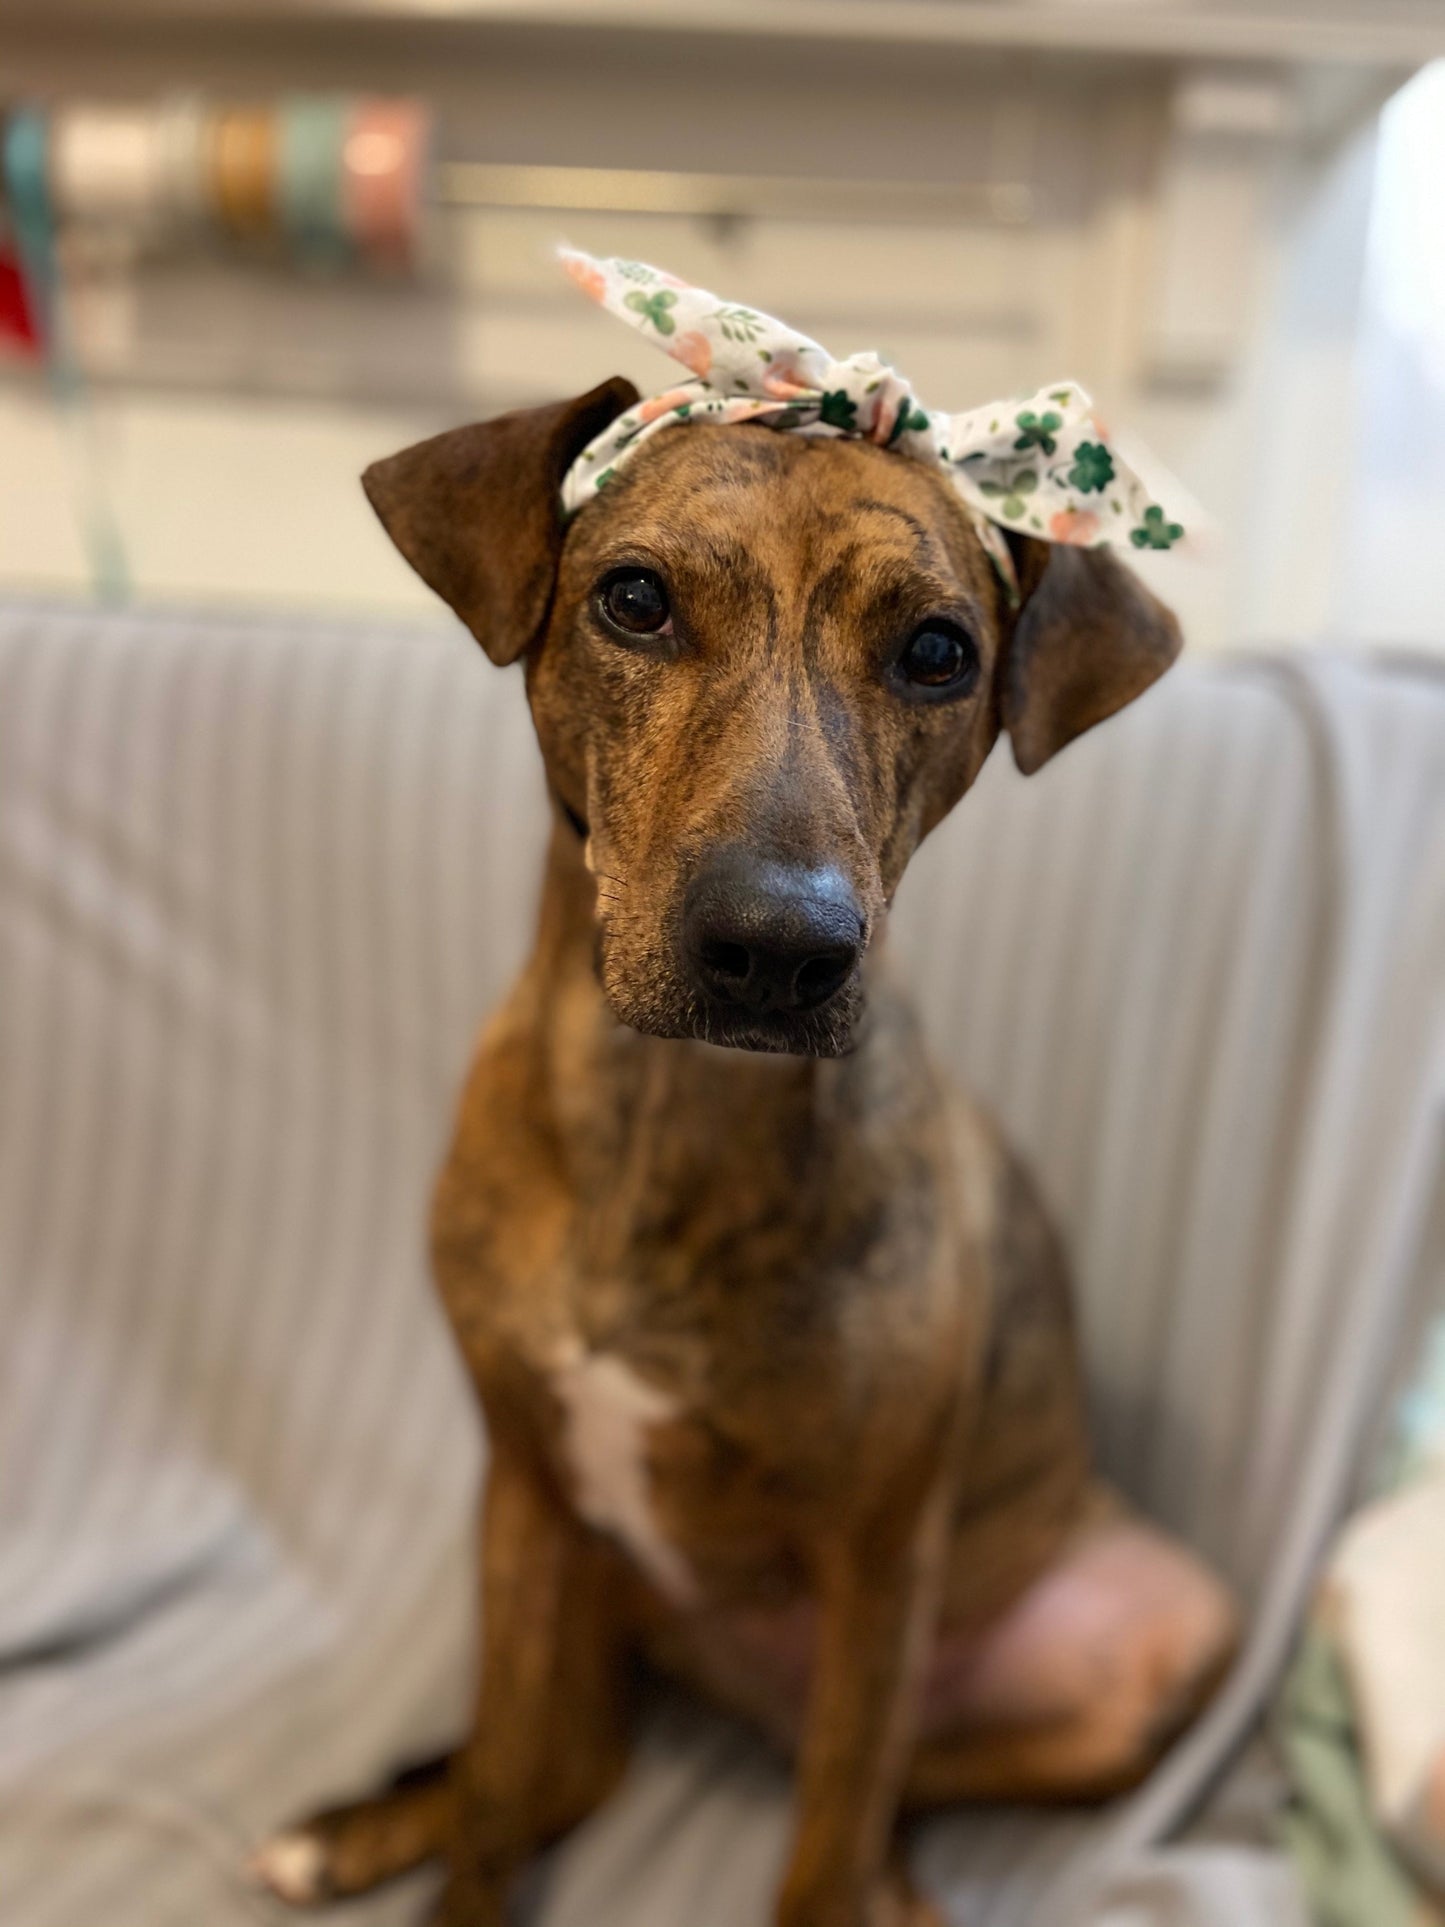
left=5, top=0, right=1443, bottom=67
left=438, top=164, right=1034, bottom=226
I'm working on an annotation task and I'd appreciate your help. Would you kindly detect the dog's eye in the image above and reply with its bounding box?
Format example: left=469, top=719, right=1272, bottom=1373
left=894, top=622, right=979, bottom=697
left=596, top=568, right=671, bottom=638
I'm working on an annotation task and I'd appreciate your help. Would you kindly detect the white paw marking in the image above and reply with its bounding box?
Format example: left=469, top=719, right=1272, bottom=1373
left=250, top=1829, right=327, bottom=1905
left=552, top=1343, right=699, bottom=1606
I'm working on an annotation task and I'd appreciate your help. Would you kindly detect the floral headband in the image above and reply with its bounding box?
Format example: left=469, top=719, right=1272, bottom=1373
left=559, top=249, right=1185, bottom=593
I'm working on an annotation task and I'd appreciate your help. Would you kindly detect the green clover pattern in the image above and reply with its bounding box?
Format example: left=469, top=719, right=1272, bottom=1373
left=623, top=289, right=678, bottom=335
left=1130, top=505, right=1185, bottom=550
left=980, top=469, right=1038, bottom=519
left=1014, top=410, right=1063, bottom=456
left=1067, top=441, right=1115, bottom=494
left=887, top=396, right=931, bottom=445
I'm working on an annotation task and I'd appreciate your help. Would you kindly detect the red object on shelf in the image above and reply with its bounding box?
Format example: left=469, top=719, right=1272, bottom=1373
left=0, top=249, right=42, bottom=353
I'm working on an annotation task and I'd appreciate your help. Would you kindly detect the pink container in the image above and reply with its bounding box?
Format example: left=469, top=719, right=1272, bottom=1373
left=340, top=99, right=431, bottom=271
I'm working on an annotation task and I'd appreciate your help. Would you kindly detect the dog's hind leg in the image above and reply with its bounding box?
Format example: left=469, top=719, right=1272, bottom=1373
left=252, top=1759, right=454, bottom=1904
left=903, top=1504, right=1240, bottom=1809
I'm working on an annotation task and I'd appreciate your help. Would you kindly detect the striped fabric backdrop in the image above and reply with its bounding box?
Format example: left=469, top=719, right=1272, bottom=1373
left=0, top=602, right=1440, bottom=1927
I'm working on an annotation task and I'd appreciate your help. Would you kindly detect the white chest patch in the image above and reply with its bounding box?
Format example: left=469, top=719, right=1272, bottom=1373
left=551, top=1343, right=699, bottom=1607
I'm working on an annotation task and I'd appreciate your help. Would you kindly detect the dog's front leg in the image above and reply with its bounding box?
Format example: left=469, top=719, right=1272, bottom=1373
left=433, top=1432, right=628, bottom=1927
left=776, top=1477, right=952, bottom=1927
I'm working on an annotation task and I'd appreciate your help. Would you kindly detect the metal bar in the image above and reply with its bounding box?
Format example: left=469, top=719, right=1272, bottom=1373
left=436, top=162, right=1035, bottom=227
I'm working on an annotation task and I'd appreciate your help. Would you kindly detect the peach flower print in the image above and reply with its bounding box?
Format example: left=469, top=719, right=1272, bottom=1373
left=672, top=331, right=712, bottom=378
left=870, top=398, right=901, bottom=446
left=720, top=398, right=772, bottom=424
left=1050, top=508, right=1101, bottom=545
left=762, top=365, right=811, bottom=402
left=562, top=255, right=606, bottom=302
left=639, top=386, right=698, bottom=425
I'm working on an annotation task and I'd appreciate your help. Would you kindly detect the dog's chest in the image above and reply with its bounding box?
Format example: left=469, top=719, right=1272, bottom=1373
left=548, top=1338, right=699, bottom=1606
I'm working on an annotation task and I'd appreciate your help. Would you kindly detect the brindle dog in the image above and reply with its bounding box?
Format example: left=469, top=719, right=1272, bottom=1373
left=254, top=378, right=1239, bottom=1927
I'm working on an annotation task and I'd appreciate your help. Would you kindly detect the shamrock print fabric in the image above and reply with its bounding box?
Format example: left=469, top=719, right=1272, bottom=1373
left=558, top=250, right=1185, bottom=579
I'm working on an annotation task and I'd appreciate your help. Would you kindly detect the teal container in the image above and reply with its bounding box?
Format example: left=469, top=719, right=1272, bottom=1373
left=278, top=95, right=353, bottom=266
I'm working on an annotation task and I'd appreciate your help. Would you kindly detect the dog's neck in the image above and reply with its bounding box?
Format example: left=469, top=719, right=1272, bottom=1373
left=526, top=813, right=867, bottom=1272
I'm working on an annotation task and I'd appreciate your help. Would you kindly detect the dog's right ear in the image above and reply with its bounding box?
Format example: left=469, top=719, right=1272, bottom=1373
left=362, top=376, right=639, bottom=665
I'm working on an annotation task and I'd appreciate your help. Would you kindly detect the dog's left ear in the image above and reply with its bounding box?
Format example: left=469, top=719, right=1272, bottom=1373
left=362, top=376, right=640, bottom=665
left=1000, top=540, right=1183, bottom=775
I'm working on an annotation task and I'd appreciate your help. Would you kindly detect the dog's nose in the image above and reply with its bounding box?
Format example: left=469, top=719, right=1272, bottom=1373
left=684, top=853, right=864, bottom=1015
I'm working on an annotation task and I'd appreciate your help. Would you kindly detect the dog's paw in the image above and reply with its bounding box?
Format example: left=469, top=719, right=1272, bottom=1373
left=249, top=1830, right=330, bottom=1906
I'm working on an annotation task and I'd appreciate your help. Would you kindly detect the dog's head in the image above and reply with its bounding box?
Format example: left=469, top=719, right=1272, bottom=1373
left=365, top=378, right=1180, bottom=1056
